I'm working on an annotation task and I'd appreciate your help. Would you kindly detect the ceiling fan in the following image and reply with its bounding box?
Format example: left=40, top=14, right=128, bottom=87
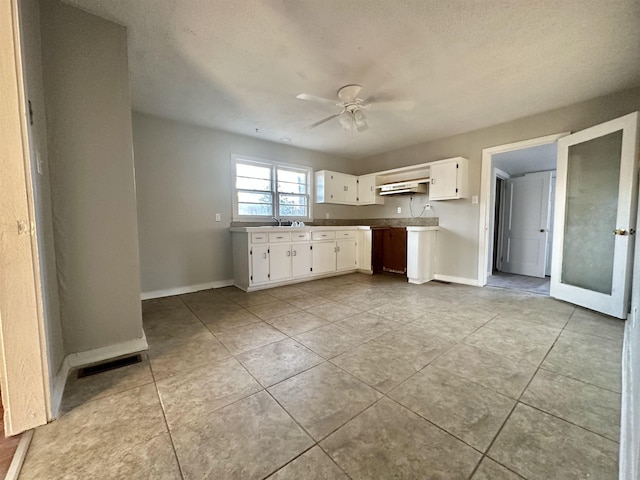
left=296, top=84, right=414, bottom=133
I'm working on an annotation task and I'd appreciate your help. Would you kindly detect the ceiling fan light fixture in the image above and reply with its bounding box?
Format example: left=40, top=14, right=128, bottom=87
left=338, top=112, right=353, bottom=129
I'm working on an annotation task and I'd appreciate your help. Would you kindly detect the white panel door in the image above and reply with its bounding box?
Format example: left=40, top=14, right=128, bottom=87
left=500, top=172, right=552, bottom=278
left=551, top=112, right=639, bottom=319
left=312, top=242, right=336, bottom=274
left=291, top=244, right=312, bottom=278
left=250, top=245, right=270, bottom=284
left=269, top=244, right=291, bottom=281
left=336, top=239, right=357, bottom=270
left=429, top=161, right=458, bottom=200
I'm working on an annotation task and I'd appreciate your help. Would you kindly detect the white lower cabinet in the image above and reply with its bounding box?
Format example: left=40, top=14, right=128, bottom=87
left=406, top=227, right=438, bottom=284
left=291, top=244, right=312, bottom=278
left=336, top=239, right=357, bottom=270
left=232, top=227, right=365, bottom=291
left=250, top=245, right=270, bottom=284
left=269, top=244, right=291, bottom=281
left=312, top=242, right=337, bottom=275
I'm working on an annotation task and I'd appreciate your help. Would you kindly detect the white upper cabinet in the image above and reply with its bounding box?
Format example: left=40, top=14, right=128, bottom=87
left=316, top=171, right=359, bottom=204
left=428, top=157, right=468, bottom=200
left=357, top=174, right=384, bottom=205
left=316, top=170, right=383, bottom=205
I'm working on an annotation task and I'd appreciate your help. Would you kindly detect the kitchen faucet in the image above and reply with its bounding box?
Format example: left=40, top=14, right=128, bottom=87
left=273, top=217, right=282, bottom=226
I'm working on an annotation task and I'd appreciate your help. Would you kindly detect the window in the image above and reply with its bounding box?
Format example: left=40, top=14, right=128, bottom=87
left=232, top=156, right=312, bottom=220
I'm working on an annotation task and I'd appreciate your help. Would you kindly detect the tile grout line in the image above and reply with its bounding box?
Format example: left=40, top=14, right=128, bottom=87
left=466, top=306, right=577, bottom=479
left=148, top=366, right=186, bottom=480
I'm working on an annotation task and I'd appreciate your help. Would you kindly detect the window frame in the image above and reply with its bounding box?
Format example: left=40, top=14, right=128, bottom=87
left=231, top=155, right=313, bottom=222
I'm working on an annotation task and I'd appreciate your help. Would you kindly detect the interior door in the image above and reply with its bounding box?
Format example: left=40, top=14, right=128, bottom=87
left=500, top=172, right=552, bottom=278
left=551, top=112, right=639, bottom=319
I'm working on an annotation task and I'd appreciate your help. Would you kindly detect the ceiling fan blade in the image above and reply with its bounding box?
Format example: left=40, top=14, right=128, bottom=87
left=361, top=100, right=415, bottom=111
left=296, top=93, right=340, bottom=106
left=305, top=113, right=341, bottom=129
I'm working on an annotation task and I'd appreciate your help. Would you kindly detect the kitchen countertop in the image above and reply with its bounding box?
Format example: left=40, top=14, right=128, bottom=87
left=230, top=217, right=438, bottom=229
left=230, top=225, right=366, bottom=233
left=230, top=225, right=440, bottom=233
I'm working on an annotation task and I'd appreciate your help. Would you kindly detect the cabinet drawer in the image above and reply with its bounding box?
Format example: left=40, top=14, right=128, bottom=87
left=312, top=231, right=335, bottom=241
left=291, top=231, right=310, bottom=242
left=336, top=230, right=357, bottom=239
left=250, top=233, right=268, bottom=244
left=268, top=232, right=291, bottom=243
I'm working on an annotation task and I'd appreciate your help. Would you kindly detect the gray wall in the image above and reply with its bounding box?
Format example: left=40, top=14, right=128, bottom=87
left=356, top=86, right=640, bottom=282
left=40, top=1, right=143, bottom=353
left=18, top=0, right=65, bottom=386
left=132, top=112, right=356, bottom=295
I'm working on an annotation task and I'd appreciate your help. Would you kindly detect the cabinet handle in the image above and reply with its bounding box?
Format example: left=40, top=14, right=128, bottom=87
left=293, top=250, right=297, bottom=256
left=287, top=250, right=291, bottom=257
left=431, top=178, right=436, bottom=185
left=276, top=236, right=284, bottom=239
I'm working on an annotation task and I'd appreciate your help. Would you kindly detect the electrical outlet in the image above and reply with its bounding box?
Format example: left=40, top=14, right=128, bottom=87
left=215, top=213, right=221, bottom=222
left=397, top=207, right=402, bottom=214
left=325, top=212, right=330, bottom=219
left=424, top=203, right=431, bottom=211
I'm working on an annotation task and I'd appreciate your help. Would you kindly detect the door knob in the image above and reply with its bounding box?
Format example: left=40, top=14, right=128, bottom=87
left=540, top=229, right=546, bottom=233
left=614, top=228, right=628, bottom=236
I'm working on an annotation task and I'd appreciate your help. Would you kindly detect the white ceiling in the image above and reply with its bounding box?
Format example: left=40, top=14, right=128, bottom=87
left=65, top=0, right=640, bottom=159
left=492, top=143, right=557, bottom=176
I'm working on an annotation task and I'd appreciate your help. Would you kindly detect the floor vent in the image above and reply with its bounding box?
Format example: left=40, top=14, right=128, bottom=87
left=77, top=354, right=142, bottom=379
left=432, top=280, right=451, bottom=284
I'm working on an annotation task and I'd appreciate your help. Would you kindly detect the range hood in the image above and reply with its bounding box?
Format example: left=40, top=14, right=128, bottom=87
left=378, top=179, right=429, bottom=196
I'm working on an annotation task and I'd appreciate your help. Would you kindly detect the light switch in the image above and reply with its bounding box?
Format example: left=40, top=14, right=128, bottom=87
left=215, top=213, right=221, bottom=222
left=397, top=207, right=402, bottom=214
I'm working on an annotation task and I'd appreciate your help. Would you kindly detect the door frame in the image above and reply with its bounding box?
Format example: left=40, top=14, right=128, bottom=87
left=0, top=0, right=50, bottom=434
left=493, top=169, right=510, bottom=272
left=477, top=132, right=570, bottom=286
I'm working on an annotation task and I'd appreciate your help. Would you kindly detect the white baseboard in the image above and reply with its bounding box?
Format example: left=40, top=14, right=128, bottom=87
left=50, top=334, right=149, bottom=419
left=141, top=280, right=234, bottom=300
left=5, top=429, right=33, bottom=480
left=50, top=359, right=71, bottom=420
left=433, top=274, right=481, bottom=287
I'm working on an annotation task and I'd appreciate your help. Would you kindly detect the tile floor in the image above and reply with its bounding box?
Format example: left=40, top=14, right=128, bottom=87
left=18, top=274, right=624, bottom=479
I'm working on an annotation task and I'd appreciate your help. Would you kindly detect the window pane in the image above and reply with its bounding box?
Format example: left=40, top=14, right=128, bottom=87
left=239, top=203, right=273, bottom=216
left=277, top=181, right=307, bottom=194
left=237, top=163, right=271, bottom=180
left=278, top=169, right=306, bottom=184
left=279, top=194, right=307, bottom=206
left=238, top=191, right=272, bottom=204
left=237, top=177, right=271, bottom=191
left=279, top=204, right=307, bottom=217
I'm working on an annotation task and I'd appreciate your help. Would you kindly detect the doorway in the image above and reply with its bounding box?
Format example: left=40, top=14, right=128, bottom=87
left=477, top=132, right=569, bottom=292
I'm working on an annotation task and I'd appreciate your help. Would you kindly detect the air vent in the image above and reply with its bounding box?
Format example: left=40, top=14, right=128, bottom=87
left=77, top=354, right=142, bottom=378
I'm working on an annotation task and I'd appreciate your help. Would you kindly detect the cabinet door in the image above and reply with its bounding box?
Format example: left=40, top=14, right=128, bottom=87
left=269, top=244, right=291, bottom=281
left=429, top=160, right=463, bottom=200
left=357, top=174, right=378, bottom=205
left=343, top=174, right=359, bottom=204
left=251, top=245, right=270, bottom=284
left=382, top=228, right=407, bottom=273
left=430, top=161, right=459, bottom=200
left=325, top=172, right=343, bottom=203
left=336, top=239, right=357, bottom=270
left=291, top=244, right=312, bottom=278
left=312, top=242, right=336, bottom=274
